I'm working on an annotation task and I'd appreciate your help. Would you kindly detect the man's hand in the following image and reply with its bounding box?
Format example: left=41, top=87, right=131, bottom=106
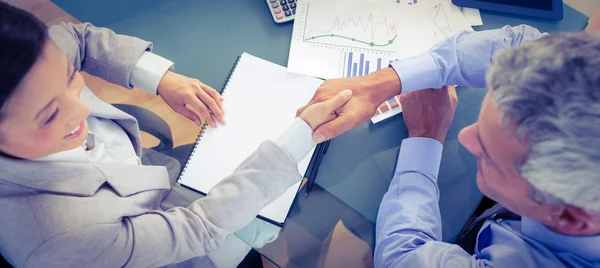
left=400, top=86, right=458, bottom=144
left=157, top=71, right=224, bottom=127
left=300, top=89, right=353, bottom=135
left=297, top=68, right=401, bottom=143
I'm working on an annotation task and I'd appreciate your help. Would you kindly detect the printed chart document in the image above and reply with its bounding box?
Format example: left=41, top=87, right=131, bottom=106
left=288, top=0, right=472, bottom=123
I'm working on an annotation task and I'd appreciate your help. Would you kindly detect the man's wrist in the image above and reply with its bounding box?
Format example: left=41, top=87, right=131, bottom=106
left=364, top=68, right=402, bottom=104
left=408, top=131, right=446, bottom=144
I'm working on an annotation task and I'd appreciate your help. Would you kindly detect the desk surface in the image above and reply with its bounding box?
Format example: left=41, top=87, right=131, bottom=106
left=52, top=0, right=588, bottom=266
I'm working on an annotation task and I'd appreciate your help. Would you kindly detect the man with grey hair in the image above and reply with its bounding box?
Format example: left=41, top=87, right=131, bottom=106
left=298, top=25, right=600, bottom=267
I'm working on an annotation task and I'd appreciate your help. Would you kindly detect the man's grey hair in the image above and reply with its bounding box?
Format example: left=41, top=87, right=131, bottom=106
left=487, top=32, right=600, bottom=213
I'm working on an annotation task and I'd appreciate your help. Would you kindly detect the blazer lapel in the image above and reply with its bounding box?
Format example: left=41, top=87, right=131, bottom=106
left=0, top=156, right=105, bottom=196
left=0, top=156, right=171, bottom=196
left=95, top=163, right=171, bottom=196
left=80, top=87, right=143, bottom=156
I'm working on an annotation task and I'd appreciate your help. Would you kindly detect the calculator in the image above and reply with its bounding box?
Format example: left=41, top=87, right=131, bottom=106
left=265, top=0, right=297, bottom=23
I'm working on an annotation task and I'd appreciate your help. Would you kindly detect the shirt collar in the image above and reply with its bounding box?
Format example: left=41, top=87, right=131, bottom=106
left=522, top=217, right=600, bottom=261
left=35, top=141, right=88, bottom=163
left=34, top=131, right=98, bottom=163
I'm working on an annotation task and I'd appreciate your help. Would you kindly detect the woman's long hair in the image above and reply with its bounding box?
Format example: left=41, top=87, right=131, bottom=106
left=0, top=2, right=48, bottom=116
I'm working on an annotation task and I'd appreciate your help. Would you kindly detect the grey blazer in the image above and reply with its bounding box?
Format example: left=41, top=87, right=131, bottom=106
left=0, top=23, right=303, bottom=267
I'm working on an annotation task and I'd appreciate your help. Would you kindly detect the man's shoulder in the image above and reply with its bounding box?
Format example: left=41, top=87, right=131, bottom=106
left=480, top=220, right=588, bottom=268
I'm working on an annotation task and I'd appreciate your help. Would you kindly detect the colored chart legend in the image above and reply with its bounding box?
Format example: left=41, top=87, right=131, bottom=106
left=372, top=96, right=403, bottom=123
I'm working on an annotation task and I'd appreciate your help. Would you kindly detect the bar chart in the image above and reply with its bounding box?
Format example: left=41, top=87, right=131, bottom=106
left=343, top=51, right=398, bottom=78
left=343, top=51, right=403, bottom=123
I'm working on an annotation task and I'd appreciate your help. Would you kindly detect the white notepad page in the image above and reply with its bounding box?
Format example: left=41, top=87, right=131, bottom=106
left=179, top=53, right=323, bottom=224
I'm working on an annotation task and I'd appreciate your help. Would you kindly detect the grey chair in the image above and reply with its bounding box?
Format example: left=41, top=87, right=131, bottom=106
left=112, top=103, right=195, bottom=169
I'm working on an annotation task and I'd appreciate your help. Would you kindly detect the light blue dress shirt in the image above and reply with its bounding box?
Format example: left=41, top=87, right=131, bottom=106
left=376, top=25, right=600, bottom=267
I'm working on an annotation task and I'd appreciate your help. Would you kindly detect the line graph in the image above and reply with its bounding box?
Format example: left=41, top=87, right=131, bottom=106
left=432, top=3, right=453, bottom=38
left=303, top=12, right=400, bottom=50
left=305, top=34, right=398, bottom=47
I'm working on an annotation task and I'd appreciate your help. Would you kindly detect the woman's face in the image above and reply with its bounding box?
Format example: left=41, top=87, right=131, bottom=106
left=0, top=40, right=90, bottom=159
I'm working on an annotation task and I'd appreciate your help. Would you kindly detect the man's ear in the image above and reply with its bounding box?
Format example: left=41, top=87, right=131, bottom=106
left=551, top=205, right=598, bottom=236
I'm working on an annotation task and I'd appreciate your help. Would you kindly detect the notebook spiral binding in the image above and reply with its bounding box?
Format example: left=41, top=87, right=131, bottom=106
left=177, top=55, right=243, bottom=182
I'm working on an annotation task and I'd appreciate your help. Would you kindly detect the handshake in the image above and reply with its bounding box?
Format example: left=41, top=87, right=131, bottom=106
left=298, top=75, right=458, bottom=145
left=298, top=89, right=353, bottom=143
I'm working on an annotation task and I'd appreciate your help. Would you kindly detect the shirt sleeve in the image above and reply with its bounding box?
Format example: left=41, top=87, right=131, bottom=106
left=48, top=22, right=152, bottom=90
left=374, top=138, right=488, bottom=267
left=391, top=24, right=545, bottom=93
left=130, top=52, right=174, bottom=95
left=274, top=117, right=317, bottom=163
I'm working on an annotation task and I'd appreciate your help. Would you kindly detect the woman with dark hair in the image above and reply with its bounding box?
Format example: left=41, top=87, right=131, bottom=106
left=0, top=2, right=352, bottom=267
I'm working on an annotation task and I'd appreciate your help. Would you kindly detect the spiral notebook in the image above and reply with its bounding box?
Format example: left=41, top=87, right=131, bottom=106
left=178, top=53, right=323, bottom=225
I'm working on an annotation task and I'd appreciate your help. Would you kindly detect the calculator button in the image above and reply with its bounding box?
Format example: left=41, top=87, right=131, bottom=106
left=270, top=0, right=277, bottom=2
left=288, top=0, right=295, bottom=3
left=285, top=10, right=292, bottom=16
left=276, top=13, right=284, bottom=19
left=293, top=9, right=296, bottom=14
left=274, top=7, right=282, bottom=13
left=283, top=5, right=289, bottom=11
left=280, top=0, right=287, bottom=4
left=290, top=3, right=296, bottom=8
left=271, top=3, right=279, bottom=8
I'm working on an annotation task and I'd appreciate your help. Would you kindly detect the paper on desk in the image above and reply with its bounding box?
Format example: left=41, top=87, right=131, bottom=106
left=461, top=7, right=483, bottom=26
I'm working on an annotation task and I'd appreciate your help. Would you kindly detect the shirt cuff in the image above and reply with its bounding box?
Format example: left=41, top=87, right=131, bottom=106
left=130, top=52, right=174, bottom=95
left=395, top=137, right=444, bottom=180
left=391, top=53, right=442, bottom=94
left=274, top=118, right=316, bottom=164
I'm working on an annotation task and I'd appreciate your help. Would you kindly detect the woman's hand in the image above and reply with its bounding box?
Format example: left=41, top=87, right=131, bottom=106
left=299, top=89, right=353, bottom=143
left=157, top=71, right=224, bottom=127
